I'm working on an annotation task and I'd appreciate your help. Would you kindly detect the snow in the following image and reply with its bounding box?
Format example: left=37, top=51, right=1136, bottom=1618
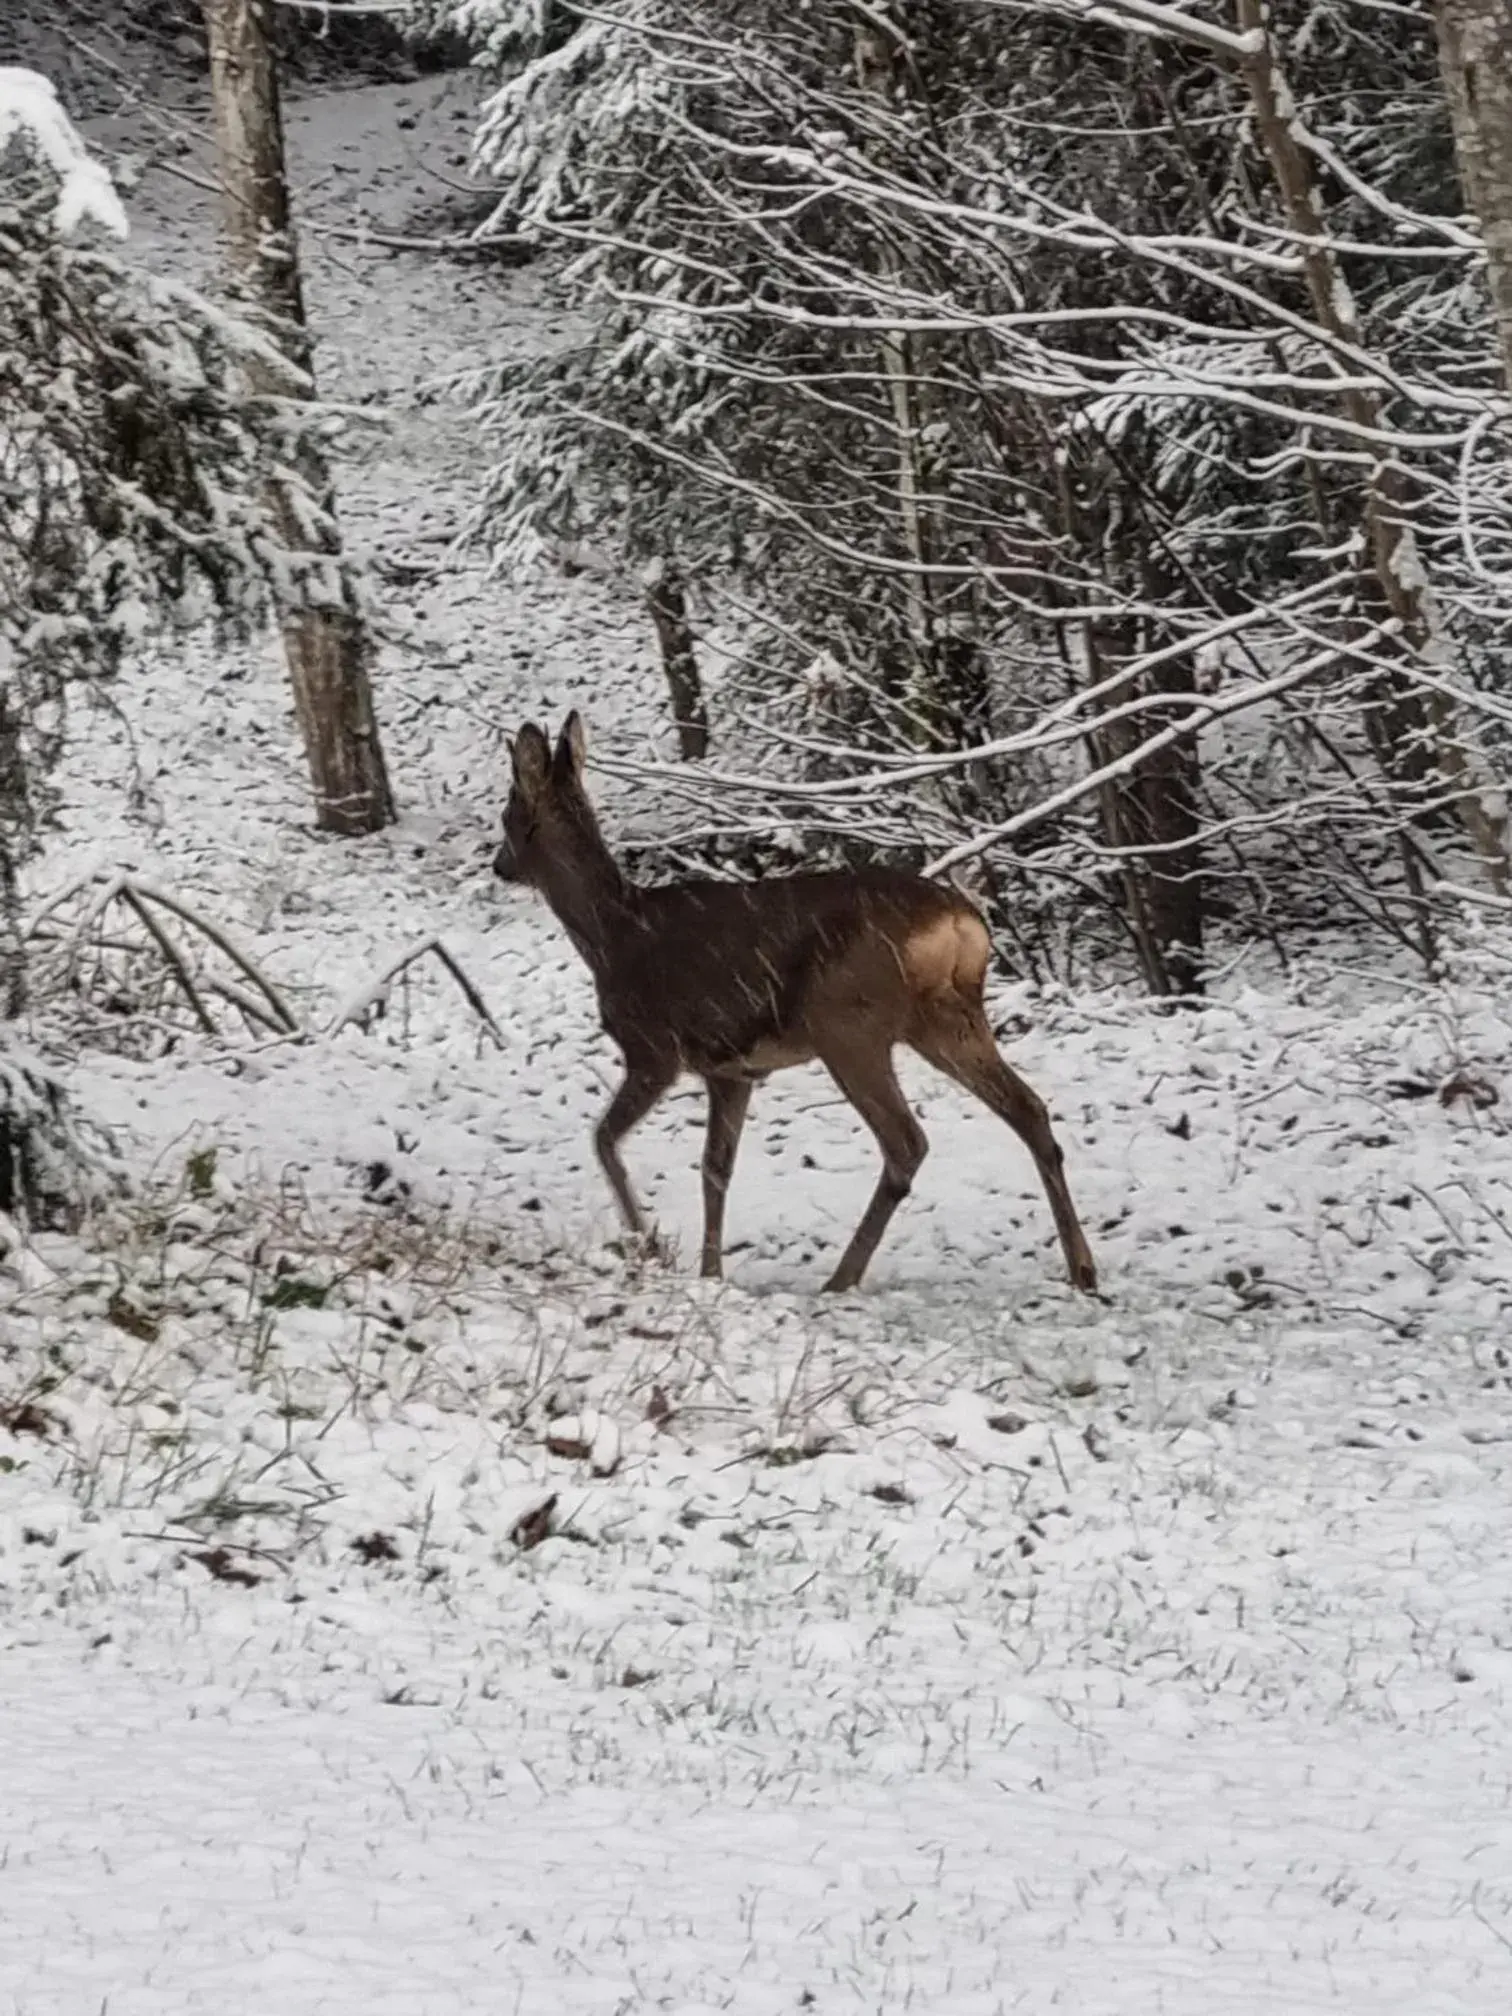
left=5, top=63, right=1512, bottom=2016
left=0, top=65, right=128, bottom=238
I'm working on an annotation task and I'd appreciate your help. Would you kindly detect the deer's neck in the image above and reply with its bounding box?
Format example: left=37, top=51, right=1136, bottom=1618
left=536, top=839, right=638, bottom=980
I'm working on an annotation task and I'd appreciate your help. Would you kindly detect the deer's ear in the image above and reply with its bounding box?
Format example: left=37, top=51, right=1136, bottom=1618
left=554, top=711, right=587, bottom=782
left=511, top=723, right=552, bottom=797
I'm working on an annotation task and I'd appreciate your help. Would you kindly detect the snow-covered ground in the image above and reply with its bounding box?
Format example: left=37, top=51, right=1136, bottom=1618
left=5, top=68, right=1512, bottom=2015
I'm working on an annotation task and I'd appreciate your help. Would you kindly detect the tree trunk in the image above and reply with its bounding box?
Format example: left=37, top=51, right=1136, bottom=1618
left=1127, top=648, right=1206, bottom=998
left=853, top=14, right=944, bottom=743
left=1083, top=619, right=1206, bottom=1000
left=1236, top=0, right=1507, bottom=891
left=1433, top=0, right=1512, bottom=396
left=1057, top=445, right=1206, bottom=999
left=643, top=559, right=709, bottom=760
left=0, top=688, right=31, bottom=1020
left=202, top=0, right=395, bottom=836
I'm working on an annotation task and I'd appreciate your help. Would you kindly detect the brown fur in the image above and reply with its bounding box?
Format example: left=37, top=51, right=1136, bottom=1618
left=495, top=713, right=1097, bottom=1294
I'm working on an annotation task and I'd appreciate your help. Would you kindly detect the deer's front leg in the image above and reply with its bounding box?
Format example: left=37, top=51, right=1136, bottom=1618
left=593, top=1059, right=677, bottom=1234
left=699, top=1075, right=753, bottom=1279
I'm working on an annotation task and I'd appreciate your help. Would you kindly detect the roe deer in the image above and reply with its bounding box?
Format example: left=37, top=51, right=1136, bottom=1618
left=494, top=713, right=1097, bottom=1295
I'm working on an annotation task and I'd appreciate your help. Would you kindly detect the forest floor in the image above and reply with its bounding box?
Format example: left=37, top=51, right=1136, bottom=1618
left=4, top=63, right=1512, bottom=2016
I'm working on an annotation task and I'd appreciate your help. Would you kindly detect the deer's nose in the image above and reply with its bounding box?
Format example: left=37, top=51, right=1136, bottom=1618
left=492, top=839, right=520, bottom=882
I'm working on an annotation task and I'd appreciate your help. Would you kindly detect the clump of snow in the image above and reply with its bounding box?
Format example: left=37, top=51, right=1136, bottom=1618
left=0, top=66, right=128, bottom=238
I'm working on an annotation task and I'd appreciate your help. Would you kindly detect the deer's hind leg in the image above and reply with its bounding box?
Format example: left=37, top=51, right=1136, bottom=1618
left=816, top=1039, right=928, bottom=1293
left=912, top=1002, right=1097, bottom=1292
left=699, top=1074, right=753, bottom=1279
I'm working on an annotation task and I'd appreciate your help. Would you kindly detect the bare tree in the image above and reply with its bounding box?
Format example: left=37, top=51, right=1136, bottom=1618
left=447, top=0, right=1512, bottom=983
left=1234, top=0, right=1506, bottom=890
left=643, top=559, right=709, bottom=759
left=202, top=0, right=395, bottom=835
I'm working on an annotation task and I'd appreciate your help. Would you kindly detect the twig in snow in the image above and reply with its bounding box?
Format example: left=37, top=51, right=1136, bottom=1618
left=1469, top=1892, right=1512, bottom=1958
left=308, top=221, right=531, bottom=257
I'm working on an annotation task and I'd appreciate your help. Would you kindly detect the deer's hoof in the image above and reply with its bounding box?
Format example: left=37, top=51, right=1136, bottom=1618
left=618, top=1227, right=675, bottom=1271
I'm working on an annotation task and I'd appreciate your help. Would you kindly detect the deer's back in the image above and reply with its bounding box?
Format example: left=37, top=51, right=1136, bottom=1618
left=598, top=867, right=990, bottom=1076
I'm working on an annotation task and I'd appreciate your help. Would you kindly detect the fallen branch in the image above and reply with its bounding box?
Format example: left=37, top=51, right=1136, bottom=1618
left=327, top=935, right=506, bottom=1048
left=200, top=971, right=301, bottom=1036
left=1431, top=879, right=1512, bottom=914
left=119, top=884, right=217, bottom=1035
left=124, top=880, right=301, bottom=1033
left=26, top=873, right=301, bottom=1039
left=308, top=220, right=532, bottom=257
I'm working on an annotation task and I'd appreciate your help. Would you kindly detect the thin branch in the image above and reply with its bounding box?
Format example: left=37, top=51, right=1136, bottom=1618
left=118, top=886, right=219, bottom=1036
left=328, top=936, right=506, bottom=1048
left=127, top=881, right=301, bottom=1033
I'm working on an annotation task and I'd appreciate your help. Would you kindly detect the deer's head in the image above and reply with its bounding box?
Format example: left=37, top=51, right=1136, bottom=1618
left=494, top=711, right=596, bottom=887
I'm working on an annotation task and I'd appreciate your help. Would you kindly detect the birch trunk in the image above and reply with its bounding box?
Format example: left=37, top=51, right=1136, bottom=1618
left=202, top=0, right=396, bottom=836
